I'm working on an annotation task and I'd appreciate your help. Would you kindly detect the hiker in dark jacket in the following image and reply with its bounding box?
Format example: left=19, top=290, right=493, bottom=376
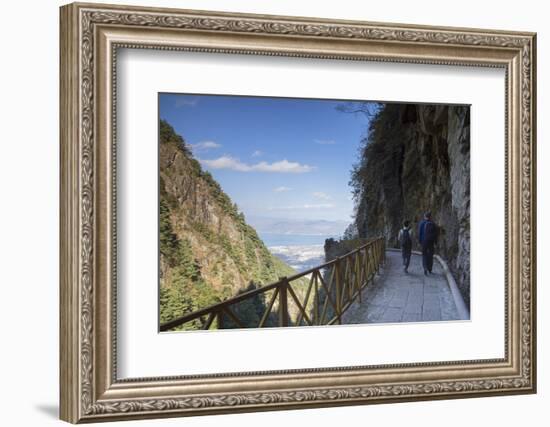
left=397, top=220, right=413, bottom=273
left=418, top=211, right=438, bottom=275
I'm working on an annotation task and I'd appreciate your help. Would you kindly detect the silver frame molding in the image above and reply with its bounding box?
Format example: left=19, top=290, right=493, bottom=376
left=60, top=2, right=537, bottom=423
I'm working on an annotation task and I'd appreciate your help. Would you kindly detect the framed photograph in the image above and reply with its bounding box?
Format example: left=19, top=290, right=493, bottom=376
left=60, top=2, right=537, bottom=423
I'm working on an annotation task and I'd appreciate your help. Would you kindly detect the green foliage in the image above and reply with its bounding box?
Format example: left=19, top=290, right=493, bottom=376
left=160, top=241, right=223, bottom=331
left=159, top=286, right=194, bottom=331
left=159, top=176, right=178, bottom=209
left=349, top=104, right=408, bottom=239
left=190, top=220, right=216, bottom=243
left=160, top=187, right=222, bottom=329
left=202, top=172, right=241, bottom=221
left=350, top=104, right=403, bottom=202
left=342, top=223, right=358, bottom=240
left=159, top=198, right=180, bottom=267
left=160, top=119, right=191, bottom=154
left=220, top=282, right=272, bottom=329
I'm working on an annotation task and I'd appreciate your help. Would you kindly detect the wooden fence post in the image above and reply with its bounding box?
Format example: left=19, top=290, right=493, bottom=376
left=313, top=273, right=319, bottom=325
left=335, top=257, right=342, bottom=324
left=357, top=251, right=362, bottom=303
left=376, top=242, right=381, bottom=274
left=278, top=278, right=289, bottom=327
left=216, top=310, right=224, bottom=329
left=347, top=256, right=353, bottom=302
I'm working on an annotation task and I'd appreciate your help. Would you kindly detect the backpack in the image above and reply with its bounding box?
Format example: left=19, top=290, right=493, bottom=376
left=423, top=221, right=437, bottom=243
left=400, top=228, right=412, bottom=249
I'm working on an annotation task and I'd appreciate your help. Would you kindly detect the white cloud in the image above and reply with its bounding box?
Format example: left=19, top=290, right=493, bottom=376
left=314, top=139, right=336, bottom=145
left=174, top=97, right=199, bottom=107
left=190, top=141, right=221, bottom=151
left=254, top=160, right=314, bottom=173
left=200, top=156, right=315, bottom=173
left=312, top=191, right=331, bottom=200
left=269, top=203, right=335, bottom=210
left=251, top=150, right=263, bottom=157
left=274, top=186, right=292, bottom=192
left=200, top=156, right=248, bottom=171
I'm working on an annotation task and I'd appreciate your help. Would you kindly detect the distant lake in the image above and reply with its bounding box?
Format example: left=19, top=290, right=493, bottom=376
left=258, top=233, right=339, bottom=248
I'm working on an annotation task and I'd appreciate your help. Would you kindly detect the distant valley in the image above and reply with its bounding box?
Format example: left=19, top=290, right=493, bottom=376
left=251, top=218, right=346, bottom=273
left=267, top=244, right=325, bottom=273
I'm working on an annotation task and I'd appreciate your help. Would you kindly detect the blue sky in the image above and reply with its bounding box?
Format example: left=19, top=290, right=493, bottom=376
left=159, top=93, right=372, bottom=224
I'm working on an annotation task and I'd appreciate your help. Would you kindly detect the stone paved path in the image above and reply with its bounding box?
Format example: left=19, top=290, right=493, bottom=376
left=342, top=250, right=460, bottom=324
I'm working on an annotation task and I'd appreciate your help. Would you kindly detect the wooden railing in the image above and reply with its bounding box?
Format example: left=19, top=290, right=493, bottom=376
left=160, top=237, right=385, bottom=331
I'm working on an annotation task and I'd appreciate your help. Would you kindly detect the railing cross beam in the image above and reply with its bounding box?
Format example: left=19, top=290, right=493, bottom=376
left=160, top=237, right=385, bottom=331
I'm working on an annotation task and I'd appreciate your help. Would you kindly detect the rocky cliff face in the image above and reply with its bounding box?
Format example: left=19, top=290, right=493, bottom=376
left=159, top=120, right=298, bottom=327
left=323, top=238, right=370, bottom=262
left=349, top=104, right=470, bottom=307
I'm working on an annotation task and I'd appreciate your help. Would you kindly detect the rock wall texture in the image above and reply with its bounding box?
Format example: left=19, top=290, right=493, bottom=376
left=349, top=103, right=470, bottom=307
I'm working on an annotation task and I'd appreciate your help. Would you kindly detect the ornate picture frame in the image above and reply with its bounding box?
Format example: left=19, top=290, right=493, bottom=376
left=60, top=2, right=536, bottom=423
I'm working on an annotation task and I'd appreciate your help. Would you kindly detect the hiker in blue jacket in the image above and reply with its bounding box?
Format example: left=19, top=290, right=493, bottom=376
left=418, top=211, right=438, bottom=275
left=397, top=220, right=413, bottom=273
